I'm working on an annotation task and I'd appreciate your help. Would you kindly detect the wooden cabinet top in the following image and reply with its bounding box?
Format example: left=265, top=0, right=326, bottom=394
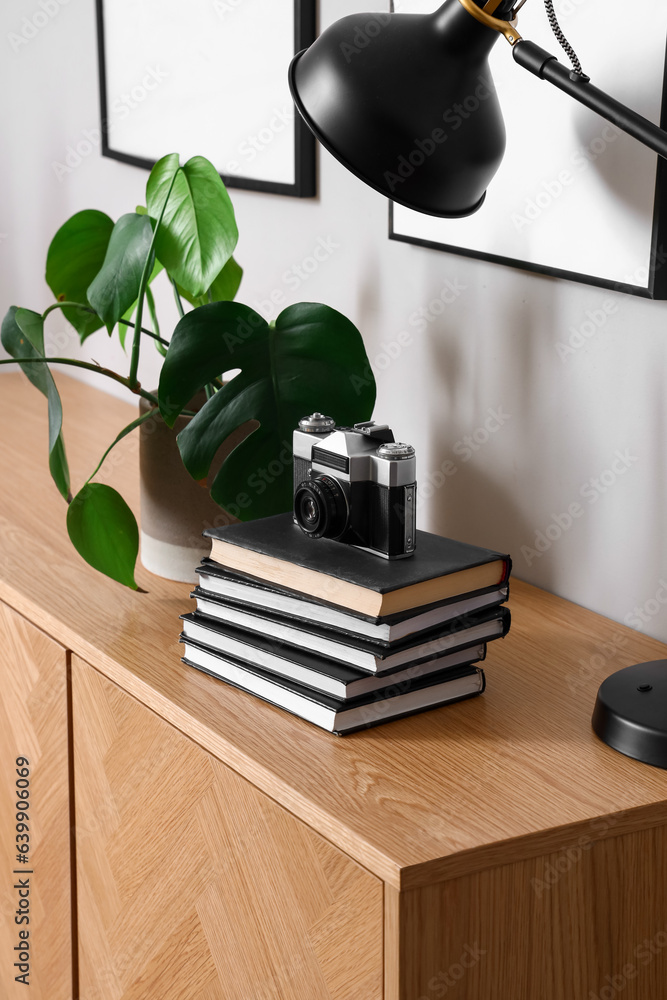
left=1, top=372, right=666, bottom=890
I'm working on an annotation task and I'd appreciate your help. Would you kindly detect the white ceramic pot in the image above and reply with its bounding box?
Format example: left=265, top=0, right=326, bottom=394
left=138, top=395, right=244, bottom=583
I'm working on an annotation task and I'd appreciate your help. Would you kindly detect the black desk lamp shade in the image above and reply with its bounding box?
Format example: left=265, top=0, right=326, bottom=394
left=288, top=0, right=508, bottom=217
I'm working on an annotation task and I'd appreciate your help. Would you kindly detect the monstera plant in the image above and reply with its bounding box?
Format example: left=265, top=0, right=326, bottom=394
left=1, top=153, right=376, bottom=589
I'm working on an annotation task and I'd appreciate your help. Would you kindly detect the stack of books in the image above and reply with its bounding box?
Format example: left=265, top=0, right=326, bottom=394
left=180, top=514, right=512, bottom=735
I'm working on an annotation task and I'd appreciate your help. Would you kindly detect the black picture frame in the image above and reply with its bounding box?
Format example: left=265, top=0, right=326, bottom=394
left=388, top=4, right=667, bottom=300
left=95, top=0, right=316, bottom=199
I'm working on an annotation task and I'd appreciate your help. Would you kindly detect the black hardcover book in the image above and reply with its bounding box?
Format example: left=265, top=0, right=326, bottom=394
left=182, top=637, right=486, bottom=735
left=204, top=513, right=511, bottom=616
left=195, top=559, right=509, bottom=643
left=180, top=612, right=487, bottom=698
left=188, top=595, right=510, bottom=674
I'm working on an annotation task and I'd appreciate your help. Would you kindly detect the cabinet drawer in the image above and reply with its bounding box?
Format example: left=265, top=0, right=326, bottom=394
left=72, top=655, right=384, bottom=1000
left=0, top=601, right=72, bottom=1000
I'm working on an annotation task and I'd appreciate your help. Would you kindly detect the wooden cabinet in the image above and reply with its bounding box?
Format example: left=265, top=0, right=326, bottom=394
left=72, top=656, right=383, bottom=1000
left=386, top=828, right=667, bottom=999
left=2, top=373, right=667, bottom=1000
left=0, top=602, right=72, bottom=1000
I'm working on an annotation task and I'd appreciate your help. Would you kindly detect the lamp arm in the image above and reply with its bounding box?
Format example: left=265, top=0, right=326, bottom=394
left=513, top=40, right=667, bottom=160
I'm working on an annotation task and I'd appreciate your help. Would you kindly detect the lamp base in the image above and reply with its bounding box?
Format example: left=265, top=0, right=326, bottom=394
left=592, top=661, right=667, bottom=769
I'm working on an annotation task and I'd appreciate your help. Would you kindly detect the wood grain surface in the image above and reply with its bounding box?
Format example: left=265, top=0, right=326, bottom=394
left=72, top=655, right=383, bottom=1000
left=387, top=825, right=667, bottom=1000
left=0, top=602, right=72, bottom=999
left=1, top=373, right=667, bottom=890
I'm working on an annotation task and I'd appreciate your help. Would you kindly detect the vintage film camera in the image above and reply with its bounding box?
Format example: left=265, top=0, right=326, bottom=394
left=293, top=413, right=417, bottom=559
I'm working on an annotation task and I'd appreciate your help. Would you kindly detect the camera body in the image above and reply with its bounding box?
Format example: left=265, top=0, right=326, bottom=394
left=293, top=413, right=417, bottom=559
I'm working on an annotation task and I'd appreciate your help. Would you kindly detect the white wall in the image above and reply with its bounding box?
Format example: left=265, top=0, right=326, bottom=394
left=2, top=0, right=667, bottom=646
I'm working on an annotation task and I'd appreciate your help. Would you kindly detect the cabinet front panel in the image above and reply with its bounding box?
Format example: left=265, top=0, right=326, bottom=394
left=388, top=826, right=667, bottom=1000
left=0, top=601, right=72, bottom=1000
left=72, top=656, right=383, bottom=1000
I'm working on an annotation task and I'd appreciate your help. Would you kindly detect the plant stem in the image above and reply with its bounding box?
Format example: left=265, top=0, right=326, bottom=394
left=145, top=285, right=161, bottom=339
left=0, top=356, right=159, bottom=405
left=118, top=318, right=169, bottom=347
left=129, top=170, right=179, bottom=390
left=42, top=301, right=96, bottom=320
left=145, top=286, right=167, bottom=357
left=170, top=276, right=185, bottom=319
left=86, top=406, right=158, bottom=485
left=43, top=300, right=168, bottom=346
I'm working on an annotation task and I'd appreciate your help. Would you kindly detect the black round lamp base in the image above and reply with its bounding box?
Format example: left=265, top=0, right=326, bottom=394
left=592, top=661, right=667, bottom=769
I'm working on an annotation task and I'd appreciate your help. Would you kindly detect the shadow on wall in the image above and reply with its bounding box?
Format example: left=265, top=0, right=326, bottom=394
left=356, top=250, right=382, bottom=342
left=572, top=77, right=660, bottom=219
left=418, top=265, right=595, bottom=594
left=632, top=351, right=667, bottom=619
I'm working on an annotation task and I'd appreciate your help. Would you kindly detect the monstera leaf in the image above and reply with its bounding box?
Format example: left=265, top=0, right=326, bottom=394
left=45, top=209, right=115, bottom=341
left=208, top=256, right=243, bottom=302
left=146, top=154, right=238, bottom=299
left=87, top=213, right=154, bottom=333
left=176, top=256, right=244, bottom=307
left=158, top=301, right=376, bottom=519
left=66, top=483, right=140, bottom=590
left=1, top=306, right=70, bottom=500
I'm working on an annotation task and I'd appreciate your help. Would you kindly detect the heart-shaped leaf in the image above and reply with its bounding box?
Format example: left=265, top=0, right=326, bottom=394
left=87, top=213, right=154, bottom=333
left=1, top=306, right=71, bottom=500
left=209, top=256, right=243, bottom=302
left=66, top=482, right=139, bottom=589
left=146, top=153, right=238, bottom=299
left=176, top=256, right=243, bottom=307
left=158, top=301, right=376, bottom=519
left=45, top=209, right=114, bottom=342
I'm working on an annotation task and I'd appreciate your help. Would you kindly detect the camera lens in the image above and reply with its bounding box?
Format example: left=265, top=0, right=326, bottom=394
left=301, top=495, right=319, bottom=527
left=294, top=476, right=348, bottom=539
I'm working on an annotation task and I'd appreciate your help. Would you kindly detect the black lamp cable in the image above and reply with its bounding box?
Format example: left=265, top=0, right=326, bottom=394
left=543, top=0, right=586, bottom=77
